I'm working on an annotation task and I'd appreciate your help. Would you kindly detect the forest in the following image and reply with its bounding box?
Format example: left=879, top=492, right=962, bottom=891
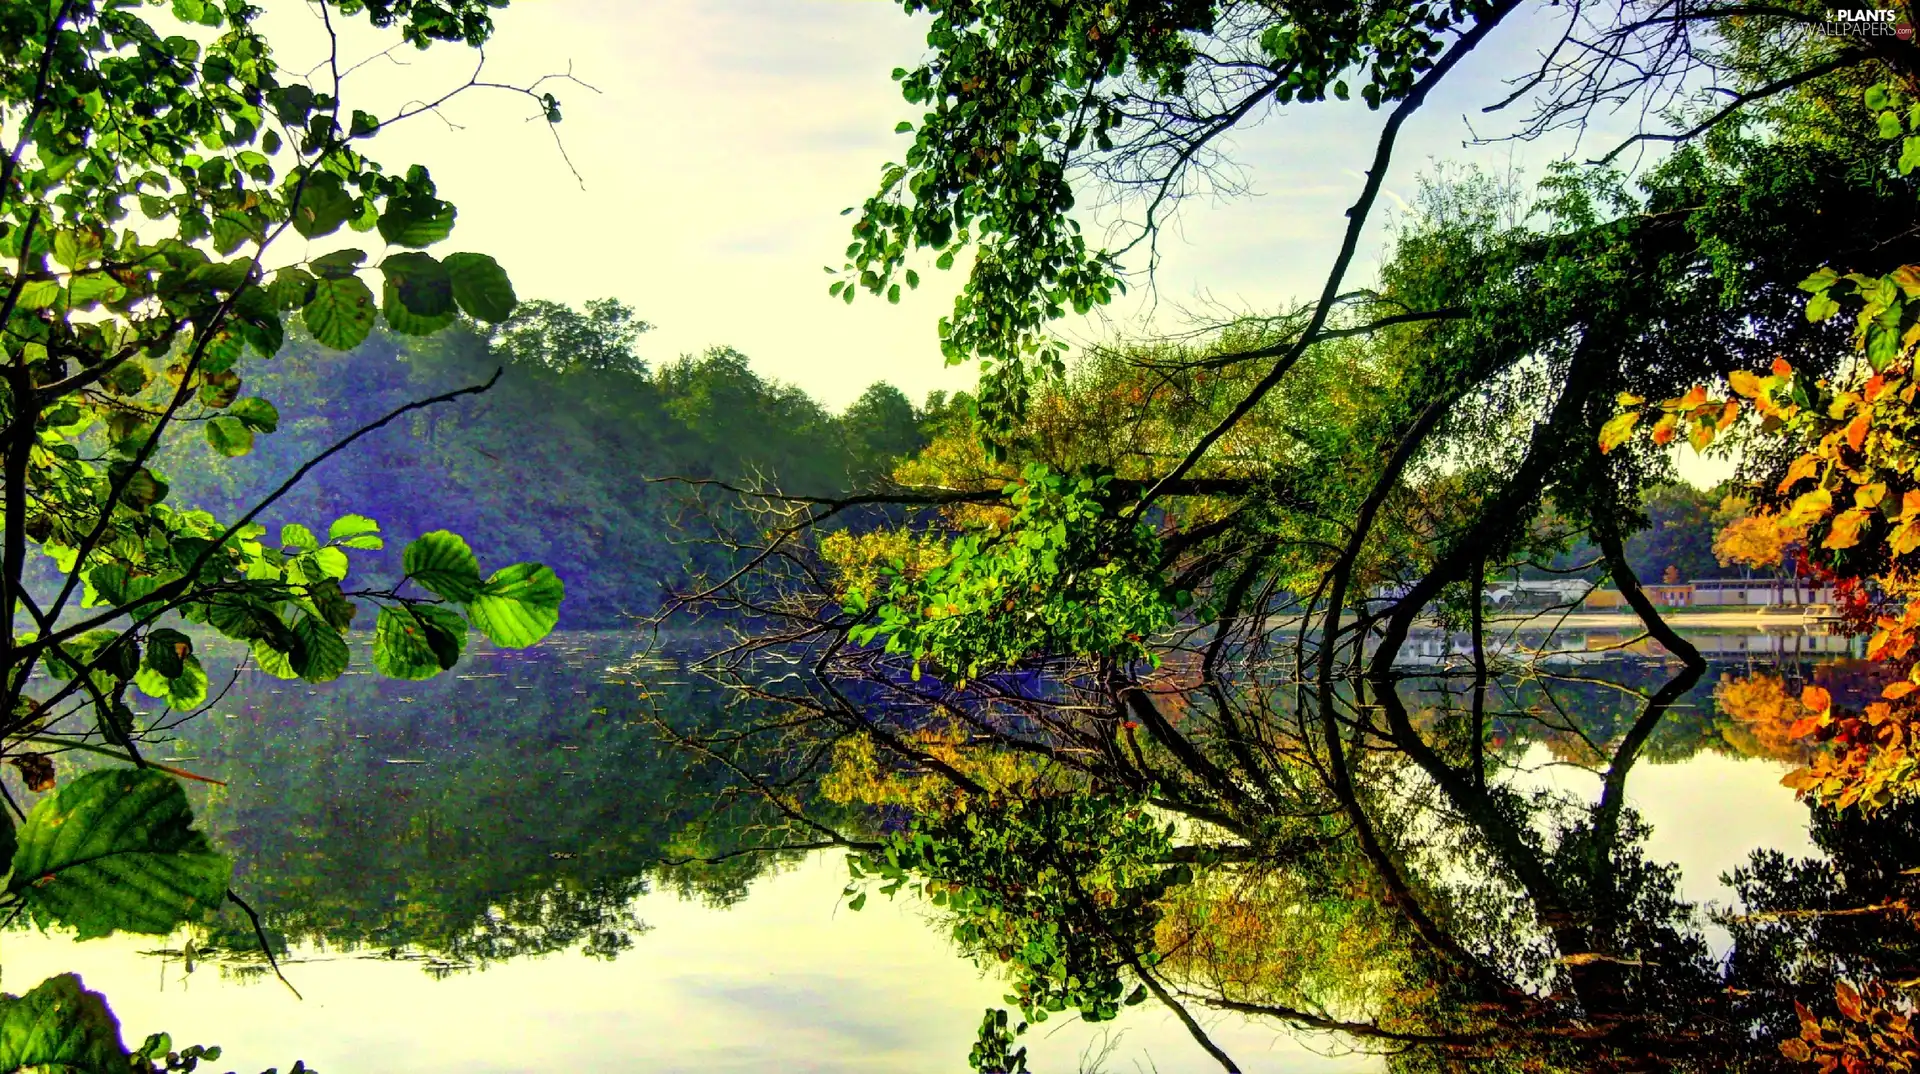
left=152, top=299, right=942, bottom=625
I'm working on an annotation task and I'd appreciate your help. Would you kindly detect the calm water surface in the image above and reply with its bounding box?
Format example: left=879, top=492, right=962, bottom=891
left=0, top=631, right=1835, bottom=1072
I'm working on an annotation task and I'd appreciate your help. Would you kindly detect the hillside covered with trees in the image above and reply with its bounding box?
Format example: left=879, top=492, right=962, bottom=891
left=155, top=299, right=946, bottom=625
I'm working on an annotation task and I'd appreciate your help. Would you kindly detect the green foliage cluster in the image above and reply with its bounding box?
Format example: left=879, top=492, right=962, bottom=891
left=0, top=972, right=303, bottom=1074
left=839, top=0, right=1503, bottom=424
left=846, top=466, right=1178, bottom=678
left=850, top=794, right=1177, bottom=1024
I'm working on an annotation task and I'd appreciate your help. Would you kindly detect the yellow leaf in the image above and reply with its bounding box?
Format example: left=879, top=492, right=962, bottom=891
left=1891, top=520, right=1920, bottom=557
left=1783, top=487, right=1832, bottom=526
left=1597, top=411, right=1640, bottom=455
left=1688, top=418, right=1715, bottom=452
left=1615, top=391, right=1644, bottom=406
left=1822, top=507, right=1870, bottom=549
left=1728, top=369, right=1764, bottom=398
left=1858, top=482, right=1889, bottom=510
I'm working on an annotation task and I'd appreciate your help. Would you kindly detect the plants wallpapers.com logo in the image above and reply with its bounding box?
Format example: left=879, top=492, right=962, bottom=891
left=1826, top=8, right=1917, bottom=40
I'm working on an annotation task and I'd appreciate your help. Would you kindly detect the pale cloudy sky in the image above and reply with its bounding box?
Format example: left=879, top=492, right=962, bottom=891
left=264, top=2, right=1639, bottom=411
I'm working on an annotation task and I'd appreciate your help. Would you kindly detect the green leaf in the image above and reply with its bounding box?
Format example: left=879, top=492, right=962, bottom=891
left=251, top=637, right=300, bottom=680
left=328, top=514, right=383, bottom=549
left=6, top=770, right=232, bottom=939
left=295, top=547, right=350, bottom=582
left=403, top=530, right=482, bottom=602
left=380, top=252, right=454, bottom=317
left=372, top=605, right=464, bottom=680
left=444, top=252, right=517, bottom=322
left=382, top=282, right=455, bottom=335
left=308, top=249, right=365, bottom=280
left=133, top=653, right=208, bottom=709
left=848, top=891, right=867, bottom=911
left=267, top=266, right=317, bottom=309
left=142, top=628, right=191, bottom=679
left=1807, top=290, right=1842, bottom=323
left=280, top=523, right=319, bottom=553
left=291, top=181, right=356, bottom=238
left=0, top=974, right=134, bottom=1072
left=468, top=563, right=564, bottom=648
left=377, top=195, right=456, bottom=248
left=228, top=397, right=279, bottom=434
left=16, top=278, right=61, bottom=310
left=205, top=416, right=254, bottom=457
left=308, top=579, right=359, bottom=630
left=302, top=276, right=377, bottom=350
left=290, top=613, right=349, bottom=682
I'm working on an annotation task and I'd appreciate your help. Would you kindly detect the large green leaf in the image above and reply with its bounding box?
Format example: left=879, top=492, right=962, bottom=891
left=133, top=653, right=208, bottom=709
left=468, top=563, right=564, bottom=648
left=377, top=195, right=456, bottom=247
left=372, top=605, right=463, bottom=680
left=228, top=397, right=279, bottom=433
left=444, top=252, right=516, bottom=322
left=290, top=179, right=355, bottom=238
left=0, top=974, right=133, bottom=1073
left=204, top=416, right=253, bottom=457
left=328, top=514, right=383, bottom=550
left=6, top=770, right=232, bottom=939
left=301, top=276, right=376, bottom=350
left=380, top=252, right=453, bottom=316
left=381, top=279, right=456, bottom=336
left=402, top=530, right=481, bottom=602
left=290, top=613, right=349, bottom=683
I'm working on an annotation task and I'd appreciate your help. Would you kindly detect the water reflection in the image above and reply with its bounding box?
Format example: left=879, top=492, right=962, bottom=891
left=0, top=629, right=1898, bottom=1072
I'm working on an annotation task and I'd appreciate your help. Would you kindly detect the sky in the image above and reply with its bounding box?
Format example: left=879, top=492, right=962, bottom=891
left=253, top=1, right=1669, bottom=412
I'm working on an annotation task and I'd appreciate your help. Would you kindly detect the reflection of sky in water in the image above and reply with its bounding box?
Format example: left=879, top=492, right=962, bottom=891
left=0, top=637, right=1823, bottom=1074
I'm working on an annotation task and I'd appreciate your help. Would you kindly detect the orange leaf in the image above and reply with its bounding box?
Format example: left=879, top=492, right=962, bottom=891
left=1835, top=980, right=1863, bottom=1022
left=1865, top=373, right=1888, bottom=401
left=1651, top=414, right=1677, bottom=445
left=1787, top=716, right=1826, bottom=739
left=1680, top=384, right=1709, bottom=408
left=1885, top=680, right=1916, bottom=700
left=1716, top=399, right=1740, bottom=430
left=1772, top=356, right=1794, bottom=378
left=1822, top=507, right=1870, bottom=549
left=1846, top=413, right=1870, bottom=453
left=1777, top=454, right=1820, bottom=495
left=1801, top=685, right=1833, bottom=712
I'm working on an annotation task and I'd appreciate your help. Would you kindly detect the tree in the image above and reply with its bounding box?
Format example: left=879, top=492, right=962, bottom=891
left=0, top=0, right=566, bottom=1053
left=661, top=1, right=1920, bottom=1070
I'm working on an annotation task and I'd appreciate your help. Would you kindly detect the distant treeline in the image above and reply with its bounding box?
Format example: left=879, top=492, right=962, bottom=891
left=159, top=299, right=958, bottom=626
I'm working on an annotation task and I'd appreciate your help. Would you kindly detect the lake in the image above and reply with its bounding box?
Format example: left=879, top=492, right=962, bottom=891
left=0, top=630, right=1854, bottom=1072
